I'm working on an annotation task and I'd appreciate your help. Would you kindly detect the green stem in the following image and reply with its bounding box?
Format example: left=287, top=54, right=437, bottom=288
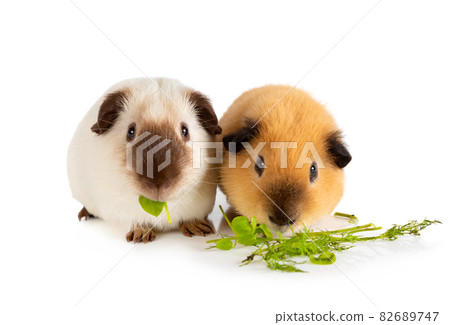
left=334, top=212, right=358, bottom=223
left=308, top=224, right=380, bottom=236
left=164, top=202, right=172, bottom=224
left=219, top=205, right=234, bottom=232
left=355, top=236, right=385, bottom=241
left=206, top=236, right=236, bottom=244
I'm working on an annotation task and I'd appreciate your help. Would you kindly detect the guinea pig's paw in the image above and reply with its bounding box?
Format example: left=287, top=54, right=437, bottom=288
left=126, top=224, right=156, bottom=243
left=78, top=207, right=95, bottom=221
left=179, top=219, right=215, bottom=237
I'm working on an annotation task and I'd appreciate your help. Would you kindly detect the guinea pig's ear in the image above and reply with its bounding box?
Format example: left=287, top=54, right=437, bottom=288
left=188, top=91, right=222, bottom=136
left=222, top=125, right=258, bottom=153
left=91, top=89, right=130, bottom=135
left=326, top=131, right=352, bottom=168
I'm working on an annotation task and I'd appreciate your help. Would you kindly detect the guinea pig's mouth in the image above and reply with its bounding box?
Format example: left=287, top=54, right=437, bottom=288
left=268, top=224, right=294, bottom=234
left=139, top=178, right=178, bottom=202
left=266, top=220, right=305, bottom=235
left=265, top=214, right=300, bottom=233
left=141, top=191, right=170, bottom=203
left=140, top=195, right=164, bottom=204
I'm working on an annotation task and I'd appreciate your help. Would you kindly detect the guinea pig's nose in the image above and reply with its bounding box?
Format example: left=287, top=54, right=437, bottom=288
left=269, top=213, right=295, bottom=226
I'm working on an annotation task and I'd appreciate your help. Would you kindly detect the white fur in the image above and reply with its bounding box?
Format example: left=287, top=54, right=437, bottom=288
left=67, top=78, right=218, bottom=232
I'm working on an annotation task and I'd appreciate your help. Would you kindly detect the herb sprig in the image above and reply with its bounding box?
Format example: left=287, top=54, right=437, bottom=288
left=139, top=196, right=172, bottom=223
left=207, top=206, right=441, bottom=272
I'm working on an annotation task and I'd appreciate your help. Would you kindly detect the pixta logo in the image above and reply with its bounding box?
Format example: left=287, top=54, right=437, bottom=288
left=126, top=131, right=172, bottom=178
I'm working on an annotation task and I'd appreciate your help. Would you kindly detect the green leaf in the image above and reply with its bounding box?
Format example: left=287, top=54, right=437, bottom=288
left=232, top=217, right=252, bottom=236
left=251, top=217, right=258, bottom=233
left=139, top=196, right=165, bottom=217
left=216, top=238, right=233, bottom=250
left=256, top=237, right=270, bottom=245
left=258, top=223, right=273, bottom=238
left=309, top=252, right=336, bottom=265
left=237, top=234, right=257, bottom=246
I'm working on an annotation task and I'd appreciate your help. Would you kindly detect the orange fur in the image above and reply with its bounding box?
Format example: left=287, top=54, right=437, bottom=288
left=218, top=85, right=349, bottom=231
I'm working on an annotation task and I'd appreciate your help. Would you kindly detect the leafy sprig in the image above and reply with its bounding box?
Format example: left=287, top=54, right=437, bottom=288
left=139, top=196, right=172, bottom=224
left=207, top=206, right=441, bottom=272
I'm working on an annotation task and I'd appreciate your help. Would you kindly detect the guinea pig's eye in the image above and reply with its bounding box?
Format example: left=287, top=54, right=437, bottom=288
left=181, top=123, right=190, bottom=141
left=127, top=123, right=136, bottom=141
left=309, top=161, right=318, bottom=183
left=254, top=155, right=265, bottom=177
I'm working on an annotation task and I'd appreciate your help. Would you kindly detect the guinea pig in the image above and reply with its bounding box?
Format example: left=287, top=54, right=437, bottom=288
left=67, top=77, right=222, bottom=243
left=218, top=85, right=352, bottom=233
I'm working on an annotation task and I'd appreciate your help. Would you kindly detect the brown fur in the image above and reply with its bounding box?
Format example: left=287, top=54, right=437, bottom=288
left=91, top=89, right=131, bottom=134
left=218, top=85, right=351, bottom=230
left=188, top=91, right=222, bottom=135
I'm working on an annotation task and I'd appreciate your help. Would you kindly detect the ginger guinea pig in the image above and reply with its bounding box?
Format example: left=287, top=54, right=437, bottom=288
left=218, top=85, right=351, bottom=232
left=68, top=78, right=222, bottom=242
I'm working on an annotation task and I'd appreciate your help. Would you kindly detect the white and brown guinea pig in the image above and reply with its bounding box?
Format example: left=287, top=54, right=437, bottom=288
left=67, top=78, right=222, bottom=243
left=218, top=85, right=352, bottom=232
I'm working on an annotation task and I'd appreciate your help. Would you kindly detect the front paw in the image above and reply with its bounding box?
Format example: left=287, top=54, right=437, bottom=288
left=179, top=219, right=215, bottom=237
left=126, top=224, right=156, bottom=243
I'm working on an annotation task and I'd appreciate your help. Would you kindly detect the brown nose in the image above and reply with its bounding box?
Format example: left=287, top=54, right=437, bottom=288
left=141, top=138, right=180, bottom=189
left=129, top=125, right=184, bottom=199
left=269, top=212, right=296, bottom=226
left=267, top=182, right=301, bottom=226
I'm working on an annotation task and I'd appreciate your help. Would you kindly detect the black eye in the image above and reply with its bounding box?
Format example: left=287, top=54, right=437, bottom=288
left=255, top=155, right=265, bottom=177
left=181, top=123, right=189, bottom=140
left=127, top=124, right=136, bottom=141
left=309, top=161, right=318, bottom=183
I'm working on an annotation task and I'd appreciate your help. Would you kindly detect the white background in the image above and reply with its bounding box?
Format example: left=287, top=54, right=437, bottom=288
left=1, top=1, right=449, bottom=324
